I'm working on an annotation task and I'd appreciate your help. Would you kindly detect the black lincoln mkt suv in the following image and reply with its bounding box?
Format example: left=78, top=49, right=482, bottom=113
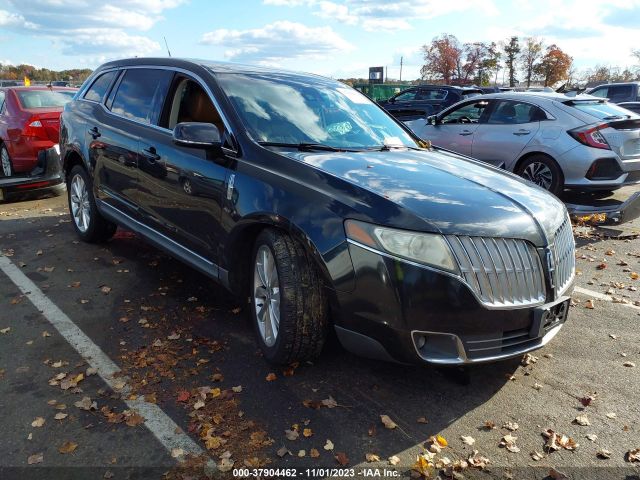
left=60, top=58, right=576, bottom=366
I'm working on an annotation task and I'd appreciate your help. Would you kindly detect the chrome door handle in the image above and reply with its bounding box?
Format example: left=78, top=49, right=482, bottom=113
left=459, top=130, right=473, bottom=136
left=513, top=129, right=531, bottom=136
left=88, top=127, right=101, bottom=139
left=141, top=147, right=160, bottom=163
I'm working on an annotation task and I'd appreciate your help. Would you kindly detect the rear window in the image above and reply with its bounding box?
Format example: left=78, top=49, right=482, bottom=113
left=84, top=70, right=118, bottom=103
left=568, top=101, right=639, bottom=119
left=110, top=68, right=173, bottom=125
left=16, top=90, right=75, bottom=108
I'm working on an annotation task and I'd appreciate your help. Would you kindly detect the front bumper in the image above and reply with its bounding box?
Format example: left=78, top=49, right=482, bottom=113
left=333, top=241, right=572, bottom=365
left=0, top=146, right=63, bottom=200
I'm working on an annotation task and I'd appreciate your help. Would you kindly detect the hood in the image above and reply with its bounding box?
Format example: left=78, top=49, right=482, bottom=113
left=283, top=148, right=566, bottom=246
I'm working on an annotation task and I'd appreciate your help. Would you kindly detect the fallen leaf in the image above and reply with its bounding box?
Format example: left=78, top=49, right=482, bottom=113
left=461, top=435, right=476, bottom=446
left=435, top=434, right=448, bottom=447
left=585, top=299, right=595, bottom=309
left=388, top=455, right=400, bottom=466
left=321, top=396, right=338, bottom=408
left=297, top=450, right=306, bottom=457
left=310, top=448, right=320, bottom=458
left=335, top=452, right=349, bottom=466
left=125, top=412, right=144, bottom=426
left=303, top=428, right=313, bottom=438
left=417, top=417, right=428, bottom=424
left=623, top=361, right=636, bottom=368
left=58, top=441, right=78, bottom=454
left=28, top=452, right=44, bottom=464
left=31, top=417, right=45, bottom=428
left=605, top=249, right=615, bottom=256
left=530, top=451, right=544, bottom=461
left=574, top=414, right=591, bottom=426
left=167, top=332, right=180, bottom=340
left=586, top=434, right=598, bottom=442
left=85, top=367, right=97, bottom=376
left=548, top=468, right=569, bottom=479
left=100, top=285, right=112, bottom=294
left=627, top=448, right=640, bottom=462
left=177, top=391, right=190, bottom=402
left=467, top=450, right=490, bottom=469
left=54, top=413, right=68, bottom=420
left=596, top=263, right=607, bottom=270
left=521, top=353, right=538, bottom=366
left=483, top=421, right=496, bottom=430
left=193, top=400, right=205, bottom=410
left=265, top=372, right=277, bottom=382
left=380, top=414, right=397, bottom=429
left=324, top=439, right=334, bottom=451
left=74, top=397, right=97, bottom=411
left=542, top=429, right=578, bottom=451
left=580, top=395, right=595, bottom=407
left=219, top=457, right=234, bottom=472
left=232, top=385, right=242, bottom=393
left=606, top=412, right=617, bottom=419
left=499, top=434, right=520, bottom=453
left=597, top=449, right=611, bottom=459
left=365, top=453, right=380, bottom=462
left=285, top=429, right=299, bottom=441
left=171, top=448, right=184, bottom=458
left=276, top=446, right=290, bottom=458
left=503, top=422, right=519, bottom=431
left=0, top=327, right=10, bottom=334
left=631, top=272, right=639, bottom=280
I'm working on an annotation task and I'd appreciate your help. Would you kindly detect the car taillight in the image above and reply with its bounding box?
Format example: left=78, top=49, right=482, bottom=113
left=568, top=123, right=611, bottom=150
left=23, top=116, right=48, bottom=139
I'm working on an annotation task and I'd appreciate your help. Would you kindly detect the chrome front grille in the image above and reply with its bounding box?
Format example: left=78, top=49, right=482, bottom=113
left=446, top=235, right=546, bottom=308
left=550, top=216, right=576, bottom=297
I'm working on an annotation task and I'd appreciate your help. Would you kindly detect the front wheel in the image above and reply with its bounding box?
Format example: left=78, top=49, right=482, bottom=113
left=67, top=165, right=116, bottom=242
left=516, top=154, right=564, bottom=196
left=250, top=229, right=328, bottom=364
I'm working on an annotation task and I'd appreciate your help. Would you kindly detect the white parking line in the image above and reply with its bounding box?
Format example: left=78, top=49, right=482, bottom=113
left=574, top=285, right=640, bottom=310
left=0, top=255, right=205, bottom=459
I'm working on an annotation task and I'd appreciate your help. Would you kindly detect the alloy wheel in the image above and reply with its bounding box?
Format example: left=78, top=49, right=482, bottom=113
left=253, top=245, right=281, bottom=347
left=522, top=162, right=553, bottom=190
left=1, top=148, right=11, bottom=177
left=70, top=174, right=91, bottom=233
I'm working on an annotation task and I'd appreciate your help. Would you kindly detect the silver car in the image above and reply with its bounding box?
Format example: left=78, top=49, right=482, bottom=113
left=406, top=92, right=640, bottom=195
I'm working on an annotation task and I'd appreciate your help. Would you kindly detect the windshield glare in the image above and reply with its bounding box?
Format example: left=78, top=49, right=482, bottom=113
left=214, top=72, right=418, bottom=149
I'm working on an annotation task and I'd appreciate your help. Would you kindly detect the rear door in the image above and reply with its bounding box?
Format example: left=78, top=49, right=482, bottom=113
left=472, top=100, right=543, bottom=167
left=81, top=70, right=144, bottom=218
left=417, top=99, right=490, bottom=156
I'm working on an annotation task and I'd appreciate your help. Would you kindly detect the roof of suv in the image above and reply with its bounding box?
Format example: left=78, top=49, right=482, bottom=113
left=478, top=91, right=600, bottom=102
left=98, top=57, right=328, bottom=79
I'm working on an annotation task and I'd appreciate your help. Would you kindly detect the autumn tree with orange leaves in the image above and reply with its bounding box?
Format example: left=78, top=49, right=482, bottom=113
left=535, top=44, right=572, bottom=87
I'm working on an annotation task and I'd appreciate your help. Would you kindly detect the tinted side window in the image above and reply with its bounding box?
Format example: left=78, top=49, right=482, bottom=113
left=111, top=69, right=173, bottom=125
left=590, top=87, right=608, bottom=98
left=0, top=91, right=5, bottom=113
left=394, top=90, right=417, bottom=101
left=487, top=101, right=540, bottom=124
left=84, top=71, right=118, bottom=103
left=608, top=85, right=633, bottom=102
left=441, top=101, right=488, bottom=123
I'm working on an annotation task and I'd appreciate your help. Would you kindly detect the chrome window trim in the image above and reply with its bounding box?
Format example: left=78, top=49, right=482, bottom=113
left=77, top=64, right=238, bottom=154
left=346, top=237, right=546, bottom=310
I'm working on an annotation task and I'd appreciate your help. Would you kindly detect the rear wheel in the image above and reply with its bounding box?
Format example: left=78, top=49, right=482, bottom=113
left=250, top=228, right=328, bottom=364
left=1, top=145, right=13, bottom=177
left=67, top=165, right=116, bottom=242
left=516, top=154, right=564, bottom=196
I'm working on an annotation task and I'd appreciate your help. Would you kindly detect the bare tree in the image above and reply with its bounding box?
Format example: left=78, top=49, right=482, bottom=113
left=520, top=37, right=544, bottom=87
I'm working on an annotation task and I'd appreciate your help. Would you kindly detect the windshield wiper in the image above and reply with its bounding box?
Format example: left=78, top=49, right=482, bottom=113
left=258, top=141, right=350, bottom=152
left=362, top=144, right=422, bottom=152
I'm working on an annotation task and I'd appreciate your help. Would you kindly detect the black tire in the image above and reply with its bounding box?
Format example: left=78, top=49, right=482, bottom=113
left=1, top=144, right=13, bottom=177
left=516, top=154, right=564, bottom=196
left=67, top=165, right=116, bottom=243
left=250, top=228, right=328, bottom=364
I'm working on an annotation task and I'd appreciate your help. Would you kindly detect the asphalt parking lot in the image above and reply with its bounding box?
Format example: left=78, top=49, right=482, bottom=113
left=1, top=189, right=639, bottom=480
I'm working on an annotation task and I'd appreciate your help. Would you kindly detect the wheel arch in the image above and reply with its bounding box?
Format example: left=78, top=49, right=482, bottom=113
left=514, top=150, right=561, bottom=175
left=223, top=215, right=337, bottom=301
left=62, top=147, right=87, bottom=179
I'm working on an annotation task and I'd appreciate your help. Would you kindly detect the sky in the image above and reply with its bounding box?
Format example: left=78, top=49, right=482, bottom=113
left=1, top=0, right=639, bottom=81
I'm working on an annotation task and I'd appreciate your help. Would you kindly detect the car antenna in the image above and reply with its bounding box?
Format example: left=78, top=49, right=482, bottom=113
left=164, top=36, right=172, bottom=57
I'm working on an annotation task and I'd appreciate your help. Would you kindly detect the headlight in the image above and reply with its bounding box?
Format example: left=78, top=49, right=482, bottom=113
left=345, top=219, right=459, bottom=274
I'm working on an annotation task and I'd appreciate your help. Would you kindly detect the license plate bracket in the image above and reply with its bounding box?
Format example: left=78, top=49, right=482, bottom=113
left=530, top=297, right=570, bottom=338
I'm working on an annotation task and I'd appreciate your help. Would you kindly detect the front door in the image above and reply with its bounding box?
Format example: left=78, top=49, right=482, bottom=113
left=137, top=76, right=229, bottom=264
left=418, top=100, right=490, bottom=156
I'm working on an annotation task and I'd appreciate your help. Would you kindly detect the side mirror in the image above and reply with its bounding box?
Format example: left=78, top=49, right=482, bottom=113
left=173, top=122, right=221, bottom=148
left=426, top=115, right=438, bottom=126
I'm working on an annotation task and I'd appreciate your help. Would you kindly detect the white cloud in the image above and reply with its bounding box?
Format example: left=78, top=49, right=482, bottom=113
left=57, top=29, right=161, bottom=56
left=201, top=21, right=354, bottom=64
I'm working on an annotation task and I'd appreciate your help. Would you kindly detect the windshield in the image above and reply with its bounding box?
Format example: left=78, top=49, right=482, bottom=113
left=214, top=72, right=418, bottom=149
left=16, top=90, right=75, bottom=108
left=568, top=100, right=639, bottom=120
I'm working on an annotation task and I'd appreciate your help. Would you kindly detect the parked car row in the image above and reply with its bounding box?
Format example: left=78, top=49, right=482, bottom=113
left=405, top=92, right=640, bottom=195
left=57, top=57, right=576, bottom=367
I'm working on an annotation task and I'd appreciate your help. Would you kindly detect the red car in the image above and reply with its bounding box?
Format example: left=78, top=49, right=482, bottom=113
left=0, top=86, right=76, bottom=177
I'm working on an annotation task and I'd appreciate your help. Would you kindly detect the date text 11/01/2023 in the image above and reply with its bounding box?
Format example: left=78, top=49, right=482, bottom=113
left=232, top=468, right=401, bottom=478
